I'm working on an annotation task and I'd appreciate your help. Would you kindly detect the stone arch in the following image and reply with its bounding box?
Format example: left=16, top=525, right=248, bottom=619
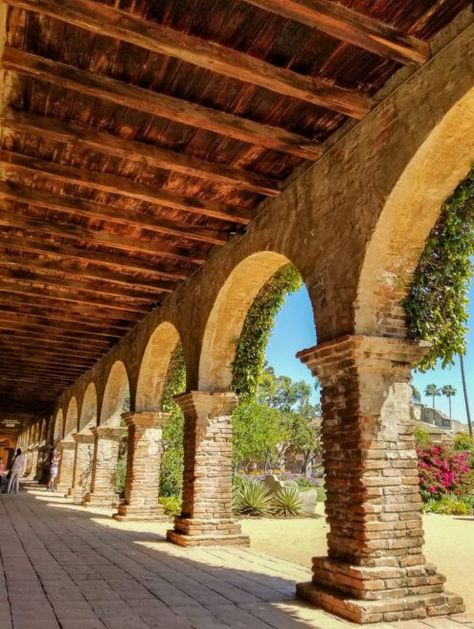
left=53, top=409, right=64, bottom=443
left=100, top=361, right=130, bottom=426
left=79, top=382, right=98, bottom=431
left=135, top=322, right=182, bottom=412
left=64, top=397, right=79, bottom=440
left=356, top=87, right=474, bottom=336
left=198, top=251, right=311, bottom=391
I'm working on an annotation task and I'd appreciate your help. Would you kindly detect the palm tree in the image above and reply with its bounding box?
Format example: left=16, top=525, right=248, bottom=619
left=424, top=384, right=441, bottom=409
left=459, top=354, right=473, bottom=437
left=441, top=385, right=456, bottom=419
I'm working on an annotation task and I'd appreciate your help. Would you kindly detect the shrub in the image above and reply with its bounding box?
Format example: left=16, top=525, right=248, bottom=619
left=233, top=478, right=272, bottom=517
left=159, top=495, right=182, bottom=517
left=271, top=486, right=302, bottom=517
left=115, top=455, right=127, bottom=498
left=453, top=432, right=474, bottom=456
left=424, top=495, right=472, bottom=515
left=414, top=426, right=432, bottom=448
left=417, top=443, right=473, bottom=500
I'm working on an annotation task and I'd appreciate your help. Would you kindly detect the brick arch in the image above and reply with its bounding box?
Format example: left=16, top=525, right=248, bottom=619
left=64, top=397, right=79, bottom=439
left=198, top=251, right=312, bottom=391
left=135, top=322, right=182, bottom=412
left=356, top=86, right=474, bottom=337
left=79, top=382, right=98, bottom=432
left=53, top=408, right=64, bottom=442
left=100, top=361, right=130, bottom=426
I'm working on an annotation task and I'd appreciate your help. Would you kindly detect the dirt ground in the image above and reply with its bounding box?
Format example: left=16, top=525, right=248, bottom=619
left=241, top=511, right=474, bottom=617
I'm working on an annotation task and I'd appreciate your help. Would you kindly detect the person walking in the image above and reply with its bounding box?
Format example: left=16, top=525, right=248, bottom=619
left=6, top=449, right=25, bottom=495
left=47, top=447, right=60, bottom=492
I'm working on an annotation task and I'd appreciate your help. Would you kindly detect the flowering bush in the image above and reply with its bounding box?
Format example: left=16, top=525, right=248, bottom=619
left=417, top=443, right=473, bottom=500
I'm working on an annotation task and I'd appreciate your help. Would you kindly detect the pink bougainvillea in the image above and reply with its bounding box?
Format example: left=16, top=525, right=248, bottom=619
left=417, top=444, right=473, bottom=499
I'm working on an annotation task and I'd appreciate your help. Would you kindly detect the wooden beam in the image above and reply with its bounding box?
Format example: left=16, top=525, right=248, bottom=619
left=0, top=260, right=165, bottom=301
left=0, top=305, right=131, bottom=333
left=0, top=319, right=117, bottom=342
left=0, top=284, right=147, bottom=315
left=0, top=249, right=176, bottom=294
left=0, top=353, right=93, bottom=370
left=0, top=372, right=74, bottom=384
left=0, top=177, right=228, bottom=245
left=2, top=48, right=327, bottom=159
left=0, top=337, right=104, bottom=359
left=0, top=148, right=251, bottom=226
left=0, top=205, right=205, bottom=266
left=4, top=0, right=371, bottom=116
left=0, top=361, right=88, bottom=375
left=0, top=368, right=80, bottom=381
left=242, top=0, right=430, bottom=65
left=0, top=233, right=189, bottom=281
left=0, top=109, right=279, bottom=197
left=0, top=329, right=109, bottom=350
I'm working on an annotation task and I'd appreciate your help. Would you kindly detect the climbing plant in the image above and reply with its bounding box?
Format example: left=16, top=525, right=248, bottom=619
left=160, top=346, right=186, bottom=497
left=405, top=166, right=474, bottom=371
left=231, top=264, right=303, bottom=398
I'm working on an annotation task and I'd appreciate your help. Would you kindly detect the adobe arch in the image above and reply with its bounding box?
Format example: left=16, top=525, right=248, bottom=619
left=64, top=397, right=79, bottom=440
left=100, top=361, right=130, bottom=427
left=53, top=409, right=64, bottom=443
left=79, top=382, right=98, bottom=432
left=356, top=87, right=474, bottom=337
left=198, top=251, right=308, bottom=391
left=135, top=322, right=181, bottom=412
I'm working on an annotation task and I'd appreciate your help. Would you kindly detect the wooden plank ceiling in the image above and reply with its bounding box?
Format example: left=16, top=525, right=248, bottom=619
left=0, top=0, right=468, bottom=415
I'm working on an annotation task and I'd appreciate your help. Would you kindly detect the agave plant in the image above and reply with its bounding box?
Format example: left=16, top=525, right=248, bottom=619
left=271, top=486, right=303, bottom=517
left=233, top=477, right=273, bottom=517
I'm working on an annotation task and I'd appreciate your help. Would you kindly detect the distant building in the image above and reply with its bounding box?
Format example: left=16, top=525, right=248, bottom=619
left=411, top=403, right=469, bottom=438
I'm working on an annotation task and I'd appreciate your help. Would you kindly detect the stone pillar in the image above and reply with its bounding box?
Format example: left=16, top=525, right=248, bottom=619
left=82, top=426, right=125, bottom=508
left=55, top=440, right=76, bottom=494
left=296, top=335, right=464, bottom=623
left=167, top=391, right=249, bottom=547
left=114, top=412, right=169, bottom=521
left=68, top=433, right=95, bottom=504
left=25, top=447, right=38, bottom=479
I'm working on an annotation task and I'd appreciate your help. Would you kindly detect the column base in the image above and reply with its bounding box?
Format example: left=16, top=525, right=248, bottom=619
left=167, top=516, right=250, bottom=547
left=55, top=484, right=72, bottom=496
left=296, top=556, right=465, bottom=623
left=68, top=487, right=86, bottom=504
left=113, top=504, right=168, bottom=522
left=82, top=492, right=120, bottom=508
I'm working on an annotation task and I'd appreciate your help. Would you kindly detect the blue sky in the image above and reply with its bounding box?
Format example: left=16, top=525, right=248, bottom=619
left=265, top=282, right=474, bottom=424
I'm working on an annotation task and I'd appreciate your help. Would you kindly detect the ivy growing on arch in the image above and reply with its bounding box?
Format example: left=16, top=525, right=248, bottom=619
left=231, top=264, right=303, bottom=398
left=405, top=165, right=474, bottom=371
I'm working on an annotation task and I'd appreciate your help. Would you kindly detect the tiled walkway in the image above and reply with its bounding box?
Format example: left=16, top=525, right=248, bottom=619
left=0, top=485, right=472, bottom=629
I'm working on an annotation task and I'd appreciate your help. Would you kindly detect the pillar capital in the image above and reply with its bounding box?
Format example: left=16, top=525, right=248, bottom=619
left=298, top=335, right=429, bottom=383
left=73, top=432, right=95, bottom=444
left=59, top=439, right=76, bottom=450
left=174, top=390, right=238, bottom=418
left=121, top=411, right=170, bottom=428
left=90, top=426, right=126, bottom=439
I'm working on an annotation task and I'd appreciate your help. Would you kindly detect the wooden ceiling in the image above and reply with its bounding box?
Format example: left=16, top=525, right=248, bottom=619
left=0, top=0, right=468, bottom=415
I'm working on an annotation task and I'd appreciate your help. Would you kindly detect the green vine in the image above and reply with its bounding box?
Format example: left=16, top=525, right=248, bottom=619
left=405, top=165, right=474, bottom=371
left=231, top=264, right=303, bottom=398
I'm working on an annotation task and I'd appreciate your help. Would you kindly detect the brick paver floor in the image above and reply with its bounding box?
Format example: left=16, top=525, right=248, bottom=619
left=0, top=484, right=472, bottom=629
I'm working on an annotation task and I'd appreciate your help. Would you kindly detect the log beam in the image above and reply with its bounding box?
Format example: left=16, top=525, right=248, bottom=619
left=4, top=0, right=371, bottom=116
left=2, top=48, right=327, bottom=158
left=0, top=109, right=280, bottom=197
left=242, top=0, right=430, bottom=65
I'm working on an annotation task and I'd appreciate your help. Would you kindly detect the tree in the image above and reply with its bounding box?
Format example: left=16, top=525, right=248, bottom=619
left=233, top=366, right=321, bottom=473
left=412, top=385, right=421, bottom=403
left=424, top=384, right=441, bottom=409
left=441, top=384, right=457, bottom=419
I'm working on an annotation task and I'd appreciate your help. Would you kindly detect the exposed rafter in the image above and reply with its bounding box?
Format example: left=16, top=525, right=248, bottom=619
left=0, top=108, right=280, bottom=197
left=4, top=0, right=371, bottom=116
left=0, top=149, right=251, bottom=225
left=2, top=48, right=328, bottom=159
left=0, top=234, right=190, bottom=281
left=0, top=179, right=229, bottom=245
left=242, top=0, right=430, bottom=64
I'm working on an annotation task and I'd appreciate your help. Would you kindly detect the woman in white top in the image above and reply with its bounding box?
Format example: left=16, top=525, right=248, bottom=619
left=7, top=449, right=25, bottom=495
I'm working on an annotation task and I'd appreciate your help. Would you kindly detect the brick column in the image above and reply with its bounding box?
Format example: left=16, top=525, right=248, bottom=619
left=55, top=440, right=76, bottom=494
left=68, top=433, right=95, bottom=504
left=167, top=391, right=249, bottom=547
left=114, top=412, right=169, bottom=521
left=296, top=335, right=464, bottom=623
left=25, top=447, right=38, bottom=479
left=82, top=426, right=125, bottom=508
